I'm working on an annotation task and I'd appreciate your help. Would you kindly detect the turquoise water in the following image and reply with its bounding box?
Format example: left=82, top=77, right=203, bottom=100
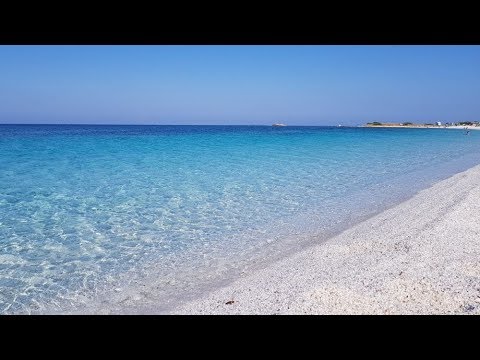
left=1, top=125, right=480, bottom=313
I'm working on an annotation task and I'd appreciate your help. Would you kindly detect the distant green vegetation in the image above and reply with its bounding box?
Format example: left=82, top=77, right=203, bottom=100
left=367, top=122, right=383, bottom=126
left=403, top=122, right=413, bottom=126
left=459, top=122, right=474, bottom=126
left=424, top=123, right=434, bottom=126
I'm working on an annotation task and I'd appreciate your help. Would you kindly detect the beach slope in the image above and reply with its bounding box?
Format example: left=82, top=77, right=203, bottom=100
left=173, top=165, right=480, bottom=314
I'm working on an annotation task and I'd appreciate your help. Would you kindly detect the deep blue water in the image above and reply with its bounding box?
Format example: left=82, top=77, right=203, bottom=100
left=1, top=125, right=479, bottom=313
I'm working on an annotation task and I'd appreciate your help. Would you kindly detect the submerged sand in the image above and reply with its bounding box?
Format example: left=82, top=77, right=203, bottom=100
left=173, top=165, right=480, bottom=314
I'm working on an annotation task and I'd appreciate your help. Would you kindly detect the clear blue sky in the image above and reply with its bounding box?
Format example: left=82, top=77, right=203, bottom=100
left=0, top=45, right=479, bottom=125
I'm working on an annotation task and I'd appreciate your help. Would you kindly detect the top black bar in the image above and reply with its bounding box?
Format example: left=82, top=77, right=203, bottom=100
left=1, top=30, right=480, bottom=45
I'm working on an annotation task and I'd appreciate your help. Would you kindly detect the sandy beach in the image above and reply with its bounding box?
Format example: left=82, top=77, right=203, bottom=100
left=173, top=164, right=480, bottom=315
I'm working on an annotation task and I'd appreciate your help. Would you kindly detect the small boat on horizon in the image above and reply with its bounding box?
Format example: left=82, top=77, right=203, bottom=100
left=272, top=123, right=287, bottom=127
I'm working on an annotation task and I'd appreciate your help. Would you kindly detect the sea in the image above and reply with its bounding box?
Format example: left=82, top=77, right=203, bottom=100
left=1, top=125, right=479, bottom=313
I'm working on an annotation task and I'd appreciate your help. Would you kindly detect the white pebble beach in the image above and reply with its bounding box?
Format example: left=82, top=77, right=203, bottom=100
left=172, top=164, right=480, bottom=315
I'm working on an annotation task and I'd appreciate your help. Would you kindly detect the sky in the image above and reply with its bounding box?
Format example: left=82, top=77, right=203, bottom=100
left=0, top=45, right=479, bottom=125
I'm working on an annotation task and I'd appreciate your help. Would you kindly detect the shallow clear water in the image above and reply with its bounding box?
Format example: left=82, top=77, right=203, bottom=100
left=1, top=125, right=479, bottom=313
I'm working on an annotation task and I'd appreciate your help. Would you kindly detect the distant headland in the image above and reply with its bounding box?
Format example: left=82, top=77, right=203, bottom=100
left=363, top=121, right=480, bottom=129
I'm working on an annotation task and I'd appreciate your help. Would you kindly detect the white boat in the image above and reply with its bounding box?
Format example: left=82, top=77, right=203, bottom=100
left=272, top=123, right=287, bottom=127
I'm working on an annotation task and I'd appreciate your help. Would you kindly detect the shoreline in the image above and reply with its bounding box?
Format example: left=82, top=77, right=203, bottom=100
left=172, top=164, right=480, bottom=314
